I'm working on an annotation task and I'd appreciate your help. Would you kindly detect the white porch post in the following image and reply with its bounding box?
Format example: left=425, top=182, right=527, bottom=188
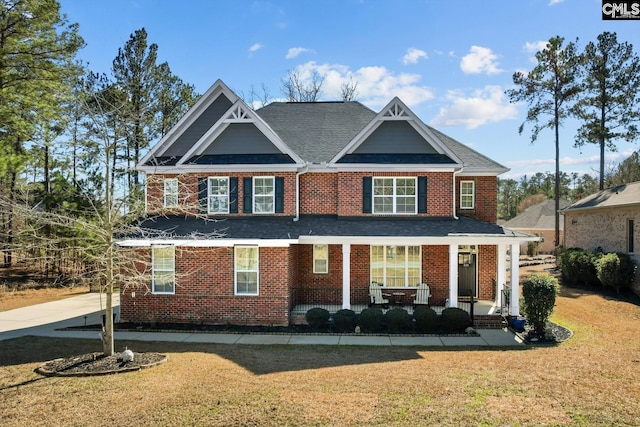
left=497, top=244, right=507, bottom=308
left=509, top=243, right=520, bottom=316
left=342, top=244, right=351, bottom=309
left=448, top=244, right=459, bottom=308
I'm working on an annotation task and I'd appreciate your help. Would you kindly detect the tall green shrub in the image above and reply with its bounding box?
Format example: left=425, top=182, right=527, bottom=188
left=521, top=274, right=560, bottom=335
left=595, top=253, right=636, bottom=292
left=558, top=248, right=599, bottom=285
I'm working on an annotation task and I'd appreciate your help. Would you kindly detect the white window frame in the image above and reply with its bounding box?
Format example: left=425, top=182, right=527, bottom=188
left=152, top=245, right=175, bottom=294
left=370, top=245, right=421, bottom=288
left=460, top=180, right=475, bottom=210
left=313, top=244, right=329, bottom=274
left=235, top=246, right=259, bottom=295
left=372, top=177, right=417, bottom=214
left=163, top=178, right=178, bottom=208
left=253, top=176, right=275, bottom=214
left=208, top=177, right=229, bottom=214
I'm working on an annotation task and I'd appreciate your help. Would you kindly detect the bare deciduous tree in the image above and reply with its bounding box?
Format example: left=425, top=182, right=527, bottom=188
left=281, top=69, right=324, bottom=102
left=340, top=77, right=359, bottom=101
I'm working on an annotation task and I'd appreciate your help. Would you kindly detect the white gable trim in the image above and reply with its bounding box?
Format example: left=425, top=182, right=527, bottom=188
left=328, top=97, right=463, bottom=166
left=176, top=98, right=305, bottom=166
left=139, top=79, right=239, bottom=166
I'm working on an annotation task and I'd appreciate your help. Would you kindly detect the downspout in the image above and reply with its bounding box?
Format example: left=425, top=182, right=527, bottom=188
left=293, top=163, right=309, bottom=221
left=452, top=168, right=461, bottom=220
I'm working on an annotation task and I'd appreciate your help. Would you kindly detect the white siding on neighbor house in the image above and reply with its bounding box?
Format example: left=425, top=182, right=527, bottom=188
left=563, top=206, right=639, bottom=254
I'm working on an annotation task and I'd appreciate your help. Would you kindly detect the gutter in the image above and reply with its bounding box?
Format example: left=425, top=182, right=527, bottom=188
left=452, top=168, right=462, bottom=220
left=293, top=164, right=309, bottom=221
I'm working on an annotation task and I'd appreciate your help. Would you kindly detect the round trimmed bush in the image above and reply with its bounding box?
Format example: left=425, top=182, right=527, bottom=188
left=384, top=308, right=412, bottom=332
left=305, top=307, right=330, bottom=329
left=441, top=307, right=471, bottom=332
left=521, top=274, right=559, bottom=335
left=413, top=306, right=439, bottom=332
left=358, top=307, right=384, bottom=332
left=333, top=309, right=357, bottom=332
left=595, top=252, right=636, bottom=293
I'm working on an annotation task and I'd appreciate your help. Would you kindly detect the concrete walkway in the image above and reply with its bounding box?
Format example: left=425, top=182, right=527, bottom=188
left=0, top=293, right=524, bottom=347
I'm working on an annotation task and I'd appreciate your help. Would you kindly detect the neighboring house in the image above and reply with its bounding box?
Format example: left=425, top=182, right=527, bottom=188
left=562, top=181, right=639, bottom=255
left=504, top=199, right=570, bottom=254
left=117, top=79, right=536, bottom=327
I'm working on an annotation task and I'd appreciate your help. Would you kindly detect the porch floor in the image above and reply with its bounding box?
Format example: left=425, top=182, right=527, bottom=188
left=291, top=300, right=501, bottom=317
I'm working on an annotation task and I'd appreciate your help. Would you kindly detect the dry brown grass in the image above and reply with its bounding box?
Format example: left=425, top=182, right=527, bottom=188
left=0, top=284, right=90, bottom=312
left=2, top=264, right=640, bottom=425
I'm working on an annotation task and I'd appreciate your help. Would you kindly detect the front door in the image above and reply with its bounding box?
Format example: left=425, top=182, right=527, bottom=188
left=458, top=253, right=477, bottom=297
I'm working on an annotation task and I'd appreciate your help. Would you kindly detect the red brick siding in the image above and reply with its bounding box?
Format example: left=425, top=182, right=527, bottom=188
left=145, top=172, right=297, bottom=216
left=455, top=176, right=498, bottom=223
left=300, top=173, right=338, bottom=215
left=477, top=245, right=497, bottom=301
left=120, top=246, right=290, bottom=326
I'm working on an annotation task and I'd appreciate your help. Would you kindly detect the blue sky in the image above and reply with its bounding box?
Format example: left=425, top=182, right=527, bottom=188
left=58, top=0, right=640, bottom=180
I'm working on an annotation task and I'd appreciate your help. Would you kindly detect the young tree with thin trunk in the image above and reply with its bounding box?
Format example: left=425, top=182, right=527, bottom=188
left=506, top=36, right=581, bottom=248
left=573, top=32, right=640, bottom=190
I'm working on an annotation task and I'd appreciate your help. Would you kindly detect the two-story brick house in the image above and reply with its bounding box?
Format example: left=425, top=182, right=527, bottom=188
left=117, top=79, right=535, bottom=327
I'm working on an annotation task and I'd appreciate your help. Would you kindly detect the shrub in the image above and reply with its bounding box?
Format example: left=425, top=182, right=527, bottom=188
left=384, top=308, right=412, bottom=332
left=305, top=307, right=330, bottom=329
left=358, top=307, right=384, bottom=332
left=440, top=307, right=471, bottom=332
left=332, top=309, right=357, bottom=332
left=521, top=274, right=559, bottom=336
left=558, top=248, right=599, bottom=286
left=595, top=252, right=636, bottom=293
left=413, top=306, right=439, bottom=333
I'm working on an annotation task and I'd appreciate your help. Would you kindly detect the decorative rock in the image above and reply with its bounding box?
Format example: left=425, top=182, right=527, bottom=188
left=465, top=326, right=476, bottom=335
left=122, top=349, right=134, bottom=362
left=354, top=326, right=361, bottom=334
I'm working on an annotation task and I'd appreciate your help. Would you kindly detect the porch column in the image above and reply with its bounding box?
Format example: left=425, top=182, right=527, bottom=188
left=448, top=244, right=458, bottom=308
left=497, top=244, right=507, bottom=308
left=509, top=243, right=520, bottom=315
left=342, top=244, right=351, bottom=309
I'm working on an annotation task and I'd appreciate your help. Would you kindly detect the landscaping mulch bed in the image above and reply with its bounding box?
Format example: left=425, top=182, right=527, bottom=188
left=36, top=351, right=167, bottom=377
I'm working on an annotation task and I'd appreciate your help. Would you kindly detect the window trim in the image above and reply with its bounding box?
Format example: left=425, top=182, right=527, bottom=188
left=460, top=180, right=475, bottom=210
left=253, top=176, right=275, bottom=214
left=151, top=245, right=175, bottom=295
left=372, top=177, right=417, bottom=215
left=163, top=178, right=178, bottom=208
left=313, top=244, right=329, bottom=274
left=207, top=176, right=230, bottom=214
left=234, top=246, right=259, bottom=295
left=370, top=245, right=421, bottom=288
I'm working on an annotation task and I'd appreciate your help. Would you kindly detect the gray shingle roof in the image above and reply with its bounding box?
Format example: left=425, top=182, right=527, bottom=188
left=504, top=199, right=570, bottom=229
left=257, top=101, right=376, bottom=164
left=427, top=127, right=508, bottom=172
left=562, top=181, right=640, bottom=211
left=130, top=215, right=527, bottom=240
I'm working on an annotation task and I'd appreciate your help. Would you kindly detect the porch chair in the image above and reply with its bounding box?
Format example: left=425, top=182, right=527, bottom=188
left=369, top=282, right=390, bottom=308
left=411, top=283, right=431, bottom=308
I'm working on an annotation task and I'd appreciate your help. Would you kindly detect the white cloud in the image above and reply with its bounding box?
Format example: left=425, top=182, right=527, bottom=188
left=285, top=47, right=312, bottom=59
left=249, top=43, right=264, bottom=53
left=288, top=61, right=434, bottom=108
left=460, top=46, right=503, bottom=75
left=402, top=47, right=427, bottom=65
left=548, top=0, right=565, bottom=5
left=524, top=41, right=547, bottom=53
left=430, top=86, right=518, bottom=129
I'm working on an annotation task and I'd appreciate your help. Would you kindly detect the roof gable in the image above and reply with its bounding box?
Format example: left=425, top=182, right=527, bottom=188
left=563, top=181, right=640, bottom=211
left=504, top=199, right=570, bottom=229
left=329, top=97, right=462, bottom=167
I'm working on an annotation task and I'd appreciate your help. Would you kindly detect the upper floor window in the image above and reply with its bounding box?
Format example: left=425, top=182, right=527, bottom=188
left=163, top=178, right=178, bottom=208
left=235, top=246, right=259, bottom=295
left=208, top=177, right=229, bottom=214
left=152, top=245, right=175, bottom=294
left=253, top=176, right=275, bottom=214
left=373, top=177, right=416, bottom=214
left=313, top=244, right=329, bottom=274
left=460, top=180, right=475, bottom=209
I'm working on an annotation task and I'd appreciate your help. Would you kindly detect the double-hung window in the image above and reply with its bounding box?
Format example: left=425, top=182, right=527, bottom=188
left=373, top=177, right=417, bottom=214
left=235, top=246, right=259, bottom=295
left=163, top=178, right=178, bottom=208
left=370, top=245, right=421, bottom=287
left=208, top=177, right=229, bottom=214
left=460, top=180, right=475, bottom=209
left=253, top=176, right=275, bottom=214
left=313, top=244, right=329, bottom=274
left=152, top=246, right=175, bottom=294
